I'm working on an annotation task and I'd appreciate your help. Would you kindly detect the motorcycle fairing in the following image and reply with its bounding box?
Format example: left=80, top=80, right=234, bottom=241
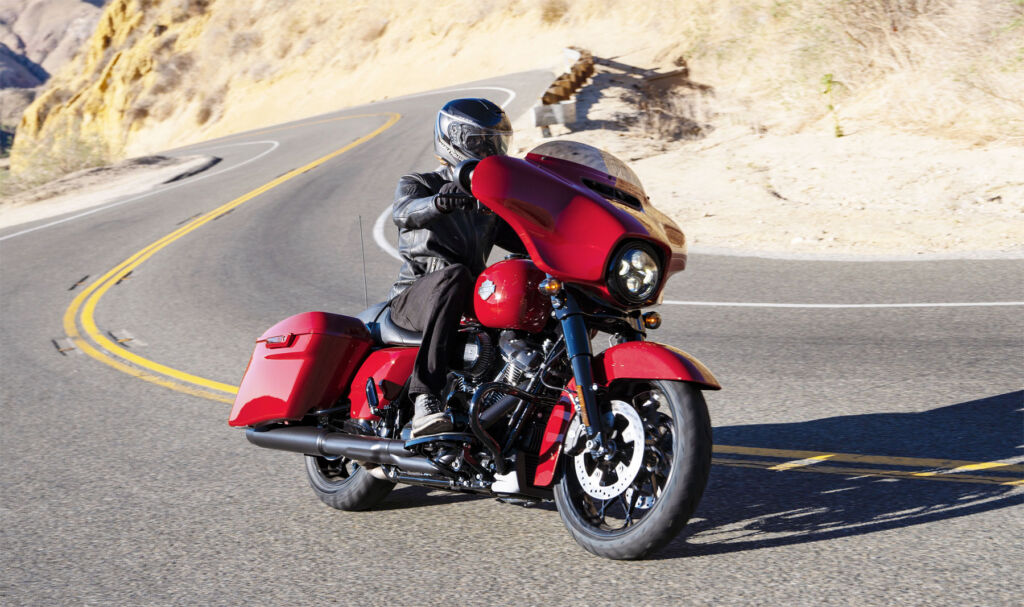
left=532, top=393, right=575, bottom=487
left=471, top=154, right=686, bottom=305
left=348, top=347, right=418, bottom=420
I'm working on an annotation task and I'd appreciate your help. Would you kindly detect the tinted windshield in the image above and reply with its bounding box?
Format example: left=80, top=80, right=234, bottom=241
left=528, top=141, right=644, bottom=197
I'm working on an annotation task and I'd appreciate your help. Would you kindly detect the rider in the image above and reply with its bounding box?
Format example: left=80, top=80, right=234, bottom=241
left=388, top=98, right=524, bottom=438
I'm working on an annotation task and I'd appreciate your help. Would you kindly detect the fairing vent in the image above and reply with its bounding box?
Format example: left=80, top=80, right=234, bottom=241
left=581, top=178, right=643, bottom=211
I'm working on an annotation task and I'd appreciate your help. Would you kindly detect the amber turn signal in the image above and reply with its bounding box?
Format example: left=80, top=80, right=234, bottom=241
left=642, top=312, right=662, bottom=329
left=539, top=278, right=563, bottom=295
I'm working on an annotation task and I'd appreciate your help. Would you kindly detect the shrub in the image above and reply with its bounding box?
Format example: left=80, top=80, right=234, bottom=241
left=540, top=0, right=569, bottom=24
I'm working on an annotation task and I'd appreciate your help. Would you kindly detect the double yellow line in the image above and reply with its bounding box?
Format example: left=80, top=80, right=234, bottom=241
left=714, top=445, right=1024, bottom=487
left=62, top=112, right=402, bottom=404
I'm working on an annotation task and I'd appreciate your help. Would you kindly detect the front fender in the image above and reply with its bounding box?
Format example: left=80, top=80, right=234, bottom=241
left=594, top=341, right=721, bottom=390
left=531, top=340, right=719, bottom=488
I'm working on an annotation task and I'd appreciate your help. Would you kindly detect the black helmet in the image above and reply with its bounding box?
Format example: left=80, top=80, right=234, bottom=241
left=434, top=98, right=513, bottom=167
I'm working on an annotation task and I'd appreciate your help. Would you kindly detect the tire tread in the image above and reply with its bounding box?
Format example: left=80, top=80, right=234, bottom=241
left=305, top=456, right=396, bottom=511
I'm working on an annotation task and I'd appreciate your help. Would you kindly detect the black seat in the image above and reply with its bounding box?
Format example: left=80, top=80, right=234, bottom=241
left=355, top=302, right=423, bottom=347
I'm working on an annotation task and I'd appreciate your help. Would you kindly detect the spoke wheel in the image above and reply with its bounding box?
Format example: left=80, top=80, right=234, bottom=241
left=554, top=380, right=712, bottom=559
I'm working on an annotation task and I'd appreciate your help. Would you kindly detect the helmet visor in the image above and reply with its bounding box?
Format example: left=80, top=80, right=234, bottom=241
left=448, top=122, right=512, bottom=160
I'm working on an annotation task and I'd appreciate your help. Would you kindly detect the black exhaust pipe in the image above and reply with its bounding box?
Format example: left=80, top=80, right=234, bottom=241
left=245, top=427, right=446, bottom=476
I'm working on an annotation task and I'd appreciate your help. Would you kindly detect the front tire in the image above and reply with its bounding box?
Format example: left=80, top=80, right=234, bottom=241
left=304, top=455, right=395, bottom=511
left=554, top=380, right=712, bottom=559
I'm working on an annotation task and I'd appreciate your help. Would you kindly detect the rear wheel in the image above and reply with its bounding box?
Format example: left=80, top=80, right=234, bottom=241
left=554, top=380, right=712, bottom=559
left=305, top=454, right=395, bottom=511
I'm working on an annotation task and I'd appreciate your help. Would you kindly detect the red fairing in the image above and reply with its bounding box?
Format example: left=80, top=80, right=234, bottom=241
left=229, top=312, right=374, bottom=427
left=593, top=341, right=721, bottom=390
left=471, top=154, right=687, bottom=306
left=347, top=347, right=417, bottom=420
left=474, top=259, right=551, bottom=333
left=532, top=391, right=574, bottom=487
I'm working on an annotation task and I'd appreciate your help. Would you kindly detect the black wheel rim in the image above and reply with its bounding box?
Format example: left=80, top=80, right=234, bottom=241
left=312, top=456, right=361, bottom=486
left=566, top=385, right=676, bottom=535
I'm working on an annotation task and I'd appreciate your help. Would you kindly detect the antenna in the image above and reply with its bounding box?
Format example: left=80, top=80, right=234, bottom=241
left=358, top=215, right=368, bottom=308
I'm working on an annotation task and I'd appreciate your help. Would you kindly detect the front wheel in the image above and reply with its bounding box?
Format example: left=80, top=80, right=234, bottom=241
left=305, top=454, right=395, bottom=511
left=554, top=380, right=712, bottom=559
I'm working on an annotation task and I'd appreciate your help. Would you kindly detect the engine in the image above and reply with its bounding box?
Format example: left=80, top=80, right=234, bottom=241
left=449, top=329, right=547, bottom=406
left=494, top=331, right=543, bottom=386
left=416, top=327, right=566, bottom=491
left=453, top=328, right=496, bottom=379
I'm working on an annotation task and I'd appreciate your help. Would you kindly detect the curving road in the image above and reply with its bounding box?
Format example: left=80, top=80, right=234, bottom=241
left=1, top=71, right=1021, bottom=606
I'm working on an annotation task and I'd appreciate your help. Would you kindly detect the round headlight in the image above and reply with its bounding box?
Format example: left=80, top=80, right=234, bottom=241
left=608, top=242, right=661, bottom=304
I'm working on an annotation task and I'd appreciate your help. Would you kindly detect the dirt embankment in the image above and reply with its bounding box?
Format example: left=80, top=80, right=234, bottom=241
left=513, top=55, right=1024, bottom=257
left=6, top=0, right=1024, bottom=256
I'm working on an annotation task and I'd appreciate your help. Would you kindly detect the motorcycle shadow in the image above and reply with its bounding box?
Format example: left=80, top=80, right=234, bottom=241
left=374, top=485, right=491, bottom=511
left=656, top=391, right=1022, bottom=559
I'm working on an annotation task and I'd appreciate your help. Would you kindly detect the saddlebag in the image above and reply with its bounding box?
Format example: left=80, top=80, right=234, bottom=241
left=228, top=312, right=374, bottom=427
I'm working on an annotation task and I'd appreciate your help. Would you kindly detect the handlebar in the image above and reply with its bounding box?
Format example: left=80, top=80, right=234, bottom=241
left=454, top=159, right=478, bottom=197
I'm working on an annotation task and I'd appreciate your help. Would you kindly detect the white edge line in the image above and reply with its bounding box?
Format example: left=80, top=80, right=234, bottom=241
left=371, top=86, right=516, bottom=263
left=373, top=203, right=401, bottom=261
left=0, top=140, right=280, bottom=243
left=398, top=85, right=516, bottom=107
left=663, top=300, right=1024, bottom=308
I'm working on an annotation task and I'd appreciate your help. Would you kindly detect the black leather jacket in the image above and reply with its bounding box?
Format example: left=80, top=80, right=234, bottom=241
left=387, top=167, right=524, bottom=300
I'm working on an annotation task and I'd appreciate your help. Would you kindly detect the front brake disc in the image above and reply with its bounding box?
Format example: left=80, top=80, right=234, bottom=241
left=570, top=401, right=645, bottom=500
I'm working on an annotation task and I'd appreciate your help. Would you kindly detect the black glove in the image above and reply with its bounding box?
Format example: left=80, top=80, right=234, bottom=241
left=434, top=182, right=477, bottom=213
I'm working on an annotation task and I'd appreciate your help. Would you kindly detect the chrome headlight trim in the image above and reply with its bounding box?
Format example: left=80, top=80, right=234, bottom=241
left=606, top=241, right=662, bottom=305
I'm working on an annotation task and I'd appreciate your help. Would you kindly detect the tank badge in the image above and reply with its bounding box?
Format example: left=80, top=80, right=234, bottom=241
left=478, top=279, right=496, bottom=301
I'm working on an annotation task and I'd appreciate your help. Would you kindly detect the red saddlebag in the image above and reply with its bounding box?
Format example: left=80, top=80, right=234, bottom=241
left=229, top=312, right=373, bottom=427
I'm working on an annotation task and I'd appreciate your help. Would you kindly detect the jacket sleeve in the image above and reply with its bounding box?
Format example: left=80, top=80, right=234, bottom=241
left=392, top=175, right=442, bottom=230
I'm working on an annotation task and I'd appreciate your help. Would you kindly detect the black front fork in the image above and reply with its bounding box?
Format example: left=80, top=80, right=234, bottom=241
left=552, top=290, right=605, bottom=446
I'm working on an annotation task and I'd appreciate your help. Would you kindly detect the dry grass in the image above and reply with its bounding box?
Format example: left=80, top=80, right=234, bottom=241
left=230, top=31, right=263, bottom=56
left=1, top=128, right=111, bottom=197
left=621, top=88, right=713, bottom=142
left=661, top=0, right=1024, bottom=143
left=540, top=0, right=570, bottom=25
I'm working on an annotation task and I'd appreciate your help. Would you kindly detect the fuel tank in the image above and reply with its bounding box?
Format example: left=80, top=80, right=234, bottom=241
left=473, top=258, right=551, bottom=333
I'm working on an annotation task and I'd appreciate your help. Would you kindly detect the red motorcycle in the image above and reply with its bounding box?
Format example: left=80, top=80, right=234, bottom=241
left=229, top=141, right=720, bottom=559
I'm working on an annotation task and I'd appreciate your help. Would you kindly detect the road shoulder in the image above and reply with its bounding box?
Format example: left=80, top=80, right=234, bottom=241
left=0, top=155, right=220, bottom=230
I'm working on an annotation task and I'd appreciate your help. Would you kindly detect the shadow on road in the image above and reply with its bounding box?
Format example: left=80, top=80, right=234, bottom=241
left=374, top=484, right=489, bottom=511
left=657, top=391, right=1023, bottom=559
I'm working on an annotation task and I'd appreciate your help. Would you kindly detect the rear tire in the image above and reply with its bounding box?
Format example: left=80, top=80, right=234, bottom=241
left=304, top=455, right=395, bottom=511
left=554, top=380, right=712, bottom=559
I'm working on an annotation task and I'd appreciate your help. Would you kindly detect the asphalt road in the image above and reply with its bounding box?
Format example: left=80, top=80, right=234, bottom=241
left=1, top=71, right=1021, bottom=606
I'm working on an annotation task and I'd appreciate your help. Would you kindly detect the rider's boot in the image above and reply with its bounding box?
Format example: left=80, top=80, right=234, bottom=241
left=410, top=393, right=453, bottom=438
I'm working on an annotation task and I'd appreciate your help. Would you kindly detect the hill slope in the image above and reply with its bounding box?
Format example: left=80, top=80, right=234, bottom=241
left=12, top=0, right=1023, bottom=171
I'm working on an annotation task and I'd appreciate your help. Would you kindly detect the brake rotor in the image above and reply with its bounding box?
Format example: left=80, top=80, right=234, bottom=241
left=567, top=401, right=645, bottom=500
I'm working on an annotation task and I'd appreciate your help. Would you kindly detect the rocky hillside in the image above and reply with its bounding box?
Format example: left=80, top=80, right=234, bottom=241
left=1, top=0, right=104, bottom=79
left=1, top=0, right=105, bottom=139
left=9, top=0, right=1024, bottom=176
